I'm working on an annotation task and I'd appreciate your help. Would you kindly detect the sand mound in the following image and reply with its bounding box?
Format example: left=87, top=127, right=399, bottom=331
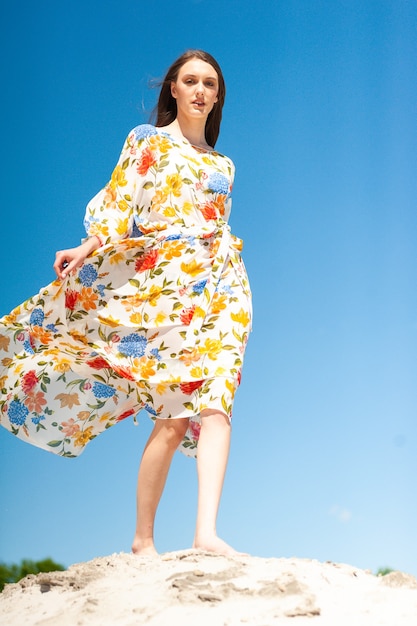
left=1, top=551, right=416, bottom=625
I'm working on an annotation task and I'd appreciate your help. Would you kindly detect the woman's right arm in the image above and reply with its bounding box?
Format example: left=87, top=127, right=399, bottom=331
left=53, top=234, right=102, bottom=280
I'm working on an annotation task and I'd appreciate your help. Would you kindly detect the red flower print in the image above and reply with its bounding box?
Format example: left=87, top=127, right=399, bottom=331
left=189, top=420, right=201, bottom=440
left=200, top=202, right=218, bottom=221
left=86, top=356, right=111, bottom=370
left=137, top=147, right=157, bottom=175
left=65, top=290, right=79, bottom=310
left=112, top=365, right=137, bottom=381
left=180, top=380, right=204, bottom=394
left=135, top=249, right=159, bottom=272
left=116, top=408, right=136, bottom=422
left=180, top=306, right=196, bottom=325
left=21, top=370, right=38, bottom=394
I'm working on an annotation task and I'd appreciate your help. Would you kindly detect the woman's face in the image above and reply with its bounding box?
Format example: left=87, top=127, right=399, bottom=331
left=171, top=58, right=219, bottom=121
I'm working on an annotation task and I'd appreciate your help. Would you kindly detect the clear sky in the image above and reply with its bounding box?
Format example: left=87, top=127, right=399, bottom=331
left=1, top=0, right=416, bottom=577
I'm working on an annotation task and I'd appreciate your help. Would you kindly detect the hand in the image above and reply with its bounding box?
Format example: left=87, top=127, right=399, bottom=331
left=53, top=237, right=100, bottom=280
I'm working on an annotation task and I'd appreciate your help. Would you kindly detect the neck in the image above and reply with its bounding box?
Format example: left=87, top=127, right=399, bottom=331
left=164, top=117, right=210, bottom=150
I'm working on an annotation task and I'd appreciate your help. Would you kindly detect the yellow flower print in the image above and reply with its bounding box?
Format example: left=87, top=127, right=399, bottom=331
left=162, top=240, right=186, bottom=260
left=163, top=206, right=176, bottom=218
left=53, top=358, right=71, bottom=373
left=110, top=164, right=128, bottom=190
left=210, top=293, right=227, bottom=314
left=231, top=308, right=251, bottom=327
left=1, top=358, right=13, bottom=367
left=182, top=201, right=193, bottom=216
left=99, top=411, right=112, bottom=423
left=149, top=135, right=171, bottom=154
left=190, top=366, right=203, bottom=378
left=97, top=314, right=121, bottom=327
left=225, top=379, right=236, bottom=398
left=115, top=217, right=129, bottom=236
left=156, top=381, right=168, bottom=394
left=3, top=307, right=20, bottom=324
left=74, top=426, right=94, bottom=447
left=147, top=285, right=162, bottom=307
left=131, top=356, right=156, bottom=379
left=215, top=366, right=226, bottom=376
left=109, top=251, right=125, bottom=265
left=165, top=173, right=183, bottom=197
left=129, top=312, right=143, bottom=325
left=181, top=259, right=205, bottom=277
left=88, top=222, right=109, bottom=240
left=154, top=311, right=167, bottom=326
left=198, top=338, right=222, bottom=360
left=117, top=198, right=129, bottom=212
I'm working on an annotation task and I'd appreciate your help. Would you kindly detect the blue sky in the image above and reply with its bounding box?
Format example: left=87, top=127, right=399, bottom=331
left=1, top=0, right=416, bottom=577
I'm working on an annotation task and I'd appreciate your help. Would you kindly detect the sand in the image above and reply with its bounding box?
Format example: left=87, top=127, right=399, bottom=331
left=1, top=551, right=416, bottom=625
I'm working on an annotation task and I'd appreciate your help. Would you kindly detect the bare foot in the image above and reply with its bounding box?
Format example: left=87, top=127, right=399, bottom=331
left=132, top=538, right=159, bottom=557
left=193, top=535, right=247, bottom=556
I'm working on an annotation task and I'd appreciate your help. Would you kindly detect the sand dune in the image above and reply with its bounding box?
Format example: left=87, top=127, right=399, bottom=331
left=1, top=551, right=416, bottom=625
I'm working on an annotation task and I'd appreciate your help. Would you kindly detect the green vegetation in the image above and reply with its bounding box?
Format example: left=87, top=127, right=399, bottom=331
left=0, top=558, right=65, bottom=592
left=376, top=567, right=395, bottom=577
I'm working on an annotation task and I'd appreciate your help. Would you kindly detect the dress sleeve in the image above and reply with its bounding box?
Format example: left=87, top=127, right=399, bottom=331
left=83, top=130, right=137, bottom=245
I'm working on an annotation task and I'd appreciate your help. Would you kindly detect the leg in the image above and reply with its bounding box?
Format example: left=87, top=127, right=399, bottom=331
left=132, top=417, right=189, bottom=556
left=193, top=409, right=240, bottom=555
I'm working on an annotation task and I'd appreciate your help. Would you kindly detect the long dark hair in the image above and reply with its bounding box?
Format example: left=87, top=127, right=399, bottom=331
left=151, top=50, right=226, bottom=148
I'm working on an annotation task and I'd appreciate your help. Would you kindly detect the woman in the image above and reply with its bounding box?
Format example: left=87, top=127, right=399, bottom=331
left=0, top=50, right=252, bottom=556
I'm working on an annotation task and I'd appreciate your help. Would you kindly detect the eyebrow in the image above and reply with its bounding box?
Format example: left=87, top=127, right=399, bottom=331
left=182, top=73, right=218, bottom=81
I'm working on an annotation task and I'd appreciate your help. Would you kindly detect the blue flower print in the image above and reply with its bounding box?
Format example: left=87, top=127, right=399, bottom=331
left=150, top=348, right=162, bottom=361
left=192, top=280, right=207, bottom=295
left=132, top=124, right=158, bottom=141
left=46, top=323, right=58, bottom=333
left=220, top=284, right=234, bottom=295
left=30, top=309, right=44, bottom=327
left=144, top=403, right=158, bottom=417
left=92, top=382, right=116, bottom=399
left=23, top=340, right=34, bottom=354
left=131, top=221, right=141, bottom=237
left=207, top=172, right=229, bottom=195
left=32, top=415, right=45, bottom=425
left=165, top=234, right=182, bottom=241
left=118, top=333, right=147, bottom=358
left=79, top=264, right=98, bottom=287
left=8, top=399, right=29, bottom=426
left=97, top=284, right=106, bottom=298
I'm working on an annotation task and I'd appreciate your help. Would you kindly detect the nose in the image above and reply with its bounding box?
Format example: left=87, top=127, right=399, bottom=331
left=195, top=82, right=204, bottom=95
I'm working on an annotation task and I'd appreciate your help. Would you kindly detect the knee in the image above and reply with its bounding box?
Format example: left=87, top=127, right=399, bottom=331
left=158, top=418, right=189, bottom=447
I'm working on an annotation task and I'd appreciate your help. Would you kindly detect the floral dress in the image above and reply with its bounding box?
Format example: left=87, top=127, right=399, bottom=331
left=0, top=125, right=252, bottom=458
